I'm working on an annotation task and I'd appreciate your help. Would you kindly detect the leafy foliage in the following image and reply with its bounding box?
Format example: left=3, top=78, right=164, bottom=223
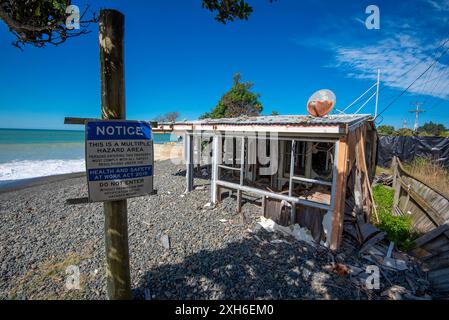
left=372, top=185, right=415, bottom=251
left=200, top=73, right=262, bottom=119
left=202, top=0, right=253, bottom=23
left=0, top=0, right=95, bottom=49
left=154, top=112, right=180, bottom=123
left=418, top=121, right=447, bottom=137
left=1, top=1, right=276, bottom=49
left=271, top=110, right=280, bottom=116
left=377, top=125, right=395, bottom=136
left=202, top=0, right=276, bottom=24
left=377, top=122, right=448, bottom=137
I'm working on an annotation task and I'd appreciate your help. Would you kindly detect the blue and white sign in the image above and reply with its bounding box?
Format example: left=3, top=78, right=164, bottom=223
left=85, top=120, right=154, bottom=202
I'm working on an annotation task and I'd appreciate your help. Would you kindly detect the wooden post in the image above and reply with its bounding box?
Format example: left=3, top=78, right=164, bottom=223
left=195, top=135, right=202, bottom=171
left=289, top=140, right=296, bottom=224
left=186, top=132, right=194, bottom=192
left=305, top=141, right=313, bottom=178
left=330, top=137, right=349, bottom=250
left=392, top=157, right=401, bottom=207
left=237, top=137, right=245, bottom=218
left=99, top=9, right=131, bottom=300
left=211, top=134, right=220, bottom=204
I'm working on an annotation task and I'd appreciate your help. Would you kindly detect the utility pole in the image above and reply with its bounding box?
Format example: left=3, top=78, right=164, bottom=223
left=99, top=9, right=132, bottom=300
left=409, top=102, right=425, bottom=132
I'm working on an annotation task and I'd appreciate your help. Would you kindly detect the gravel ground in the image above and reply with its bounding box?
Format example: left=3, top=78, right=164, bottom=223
left=0, top=160, right=427, bottom=300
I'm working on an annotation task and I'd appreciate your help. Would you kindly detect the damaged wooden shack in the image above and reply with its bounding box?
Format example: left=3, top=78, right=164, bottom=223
left=155, top=114, right=377, bottom=250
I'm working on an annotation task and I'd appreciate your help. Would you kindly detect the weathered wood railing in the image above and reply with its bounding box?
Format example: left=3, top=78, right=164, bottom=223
left=391, top=156, right=449, bottom=234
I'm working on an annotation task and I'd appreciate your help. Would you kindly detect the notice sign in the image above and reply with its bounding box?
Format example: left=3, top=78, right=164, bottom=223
left=85, top=120, right=154, bottom=202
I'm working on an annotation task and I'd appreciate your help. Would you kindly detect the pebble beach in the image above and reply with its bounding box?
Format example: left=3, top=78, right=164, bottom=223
left=0, top=160, right=431, bottom=300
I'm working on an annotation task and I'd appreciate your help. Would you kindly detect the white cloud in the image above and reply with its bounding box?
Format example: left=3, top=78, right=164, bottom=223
left=333, top=35, right=449, bottom=99
left=427, top=0, right=449, bottom=11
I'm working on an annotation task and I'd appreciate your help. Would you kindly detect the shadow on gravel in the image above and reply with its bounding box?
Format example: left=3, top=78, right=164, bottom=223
left=134, top=229, right=357, bottom=300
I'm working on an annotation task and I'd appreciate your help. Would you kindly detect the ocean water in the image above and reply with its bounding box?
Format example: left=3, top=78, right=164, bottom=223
left=0, top=128, right=176, bottom=184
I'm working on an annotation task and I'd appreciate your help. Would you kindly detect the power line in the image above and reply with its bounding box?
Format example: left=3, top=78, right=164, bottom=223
left=373, top=37, right=449, bottom=114
left=376, top=43, right=449, bottom=118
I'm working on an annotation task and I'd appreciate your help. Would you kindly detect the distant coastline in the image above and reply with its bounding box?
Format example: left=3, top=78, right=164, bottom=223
left=0, top=128, right=181, bottom=185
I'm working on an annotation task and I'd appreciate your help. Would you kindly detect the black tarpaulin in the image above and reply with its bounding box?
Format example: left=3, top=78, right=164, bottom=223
left=377, top=136, right=449, bottom=168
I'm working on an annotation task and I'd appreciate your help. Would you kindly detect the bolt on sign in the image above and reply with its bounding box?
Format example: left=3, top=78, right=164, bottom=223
left=85, top=120, right=154, bottom=202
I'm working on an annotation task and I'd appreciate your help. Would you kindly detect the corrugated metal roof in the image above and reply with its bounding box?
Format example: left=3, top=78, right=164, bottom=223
left=166, top=114, right=373, bottom=126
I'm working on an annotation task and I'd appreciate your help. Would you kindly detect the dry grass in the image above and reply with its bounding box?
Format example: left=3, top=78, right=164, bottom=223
left=404, top=157, right=449, bottom=199
left=9, top=248, right=94, bottom=300
left=375, top=166, right=392, bottom=176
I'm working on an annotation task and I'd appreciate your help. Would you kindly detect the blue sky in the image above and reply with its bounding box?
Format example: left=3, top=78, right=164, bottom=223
left=1, top=0, right=449, bottom=130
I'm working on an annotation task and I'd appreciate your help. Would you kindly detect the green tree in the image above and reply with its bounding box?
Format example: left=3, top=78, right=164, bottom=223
left=202, top=0, right=276, bottom=23
left=154, top=111, right=180, bottom=123
left=377, top=125, right=395, bottom=136
left=200, top=73, right=263, bottom=119
left=0, top=0, right=96, bottom=49
left=418, top=121, right=447, bottom=137
left=393, top=128, right=414, bottom=136
left=271, top=110, right=280, bottom=116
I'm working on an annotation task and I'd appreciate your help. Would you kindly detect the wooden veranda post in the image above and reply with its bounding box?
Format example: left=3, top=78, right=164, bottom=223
left=330, top=137, right=349, bottom=250
left=186, top=132, right=194, bottom=192
left=99, top=9, right=132, bottom=300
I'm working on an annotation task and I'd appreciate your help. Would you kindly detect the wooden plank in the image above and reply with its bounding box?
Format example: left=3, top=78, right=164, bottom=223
left=359, top=231, right=387, bottom=254
left=424, top=244, right=449, bottom=263
left=397, top=176, right=446, bottom=226
left=427, top=251, right=449, bottom=270
left=414, top=223, right=449, bottom=247
left=330, top=137, right=349, bottom=250
left=421, top=233, right=449, bottom=250
left=428, top=267, right=449, bottom=281
left=64, top=117, right=98, bottom=125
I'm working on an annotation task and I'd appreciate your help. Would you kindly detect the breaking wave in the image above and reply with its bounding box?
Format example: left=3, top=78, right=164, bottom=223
left=0, top=159, right=85, bottom=182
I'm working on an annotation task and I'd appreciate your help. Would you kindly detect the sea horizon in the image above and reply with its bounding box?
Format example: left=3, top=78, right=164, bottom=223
left=0, top=128, right=177, bottom=184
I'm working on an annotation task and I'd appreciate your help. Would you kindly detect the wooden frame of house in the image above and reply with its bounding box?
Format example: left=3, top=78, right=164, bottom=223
left=155, top=114, right=377, bottom=250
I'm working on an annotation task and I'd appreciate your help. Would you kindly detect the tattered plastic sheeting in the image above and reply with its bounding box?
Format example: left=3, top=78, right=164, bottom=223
left=257, top=217, right=316, bottom=245
left=378, top=136, right=449, bottom=169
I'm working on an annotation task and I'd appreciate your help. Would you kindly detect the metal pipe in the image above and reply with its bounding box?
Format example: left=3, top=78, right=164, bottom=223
left=291, top=176, right=333, bottom=186
left=218, top=164, right=240, bottom=171
left=215, top=180, right=331, bottom=211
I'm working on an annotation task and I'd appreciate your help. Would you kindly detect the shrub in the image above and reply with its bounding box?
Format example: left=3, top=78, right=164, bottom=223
left=372, top=185, right=415, bottom=251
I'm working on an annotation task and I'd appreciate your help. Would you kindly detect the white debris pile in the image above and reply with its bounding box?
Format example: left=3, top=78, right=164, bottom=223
left=255, top=216, right=315, bottom=246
